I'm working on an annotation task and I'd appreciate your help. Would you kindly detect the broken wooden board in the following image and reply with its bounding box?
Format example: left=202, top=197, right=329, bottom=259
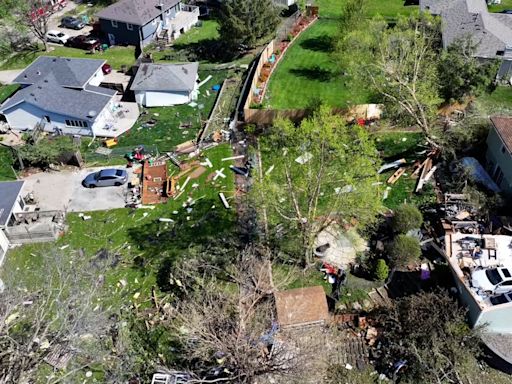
left=415, top=158, right=432, bottom=192
left=378, top=158, right=406, bottom=174
left=387, top=167, right=406, bottom=185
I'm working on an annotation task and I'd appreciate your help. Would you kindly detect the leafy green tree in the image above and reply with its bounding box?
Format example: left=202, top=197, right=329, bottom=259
left=376, top=291, right=481, bottom=383
left=17, top=136, right=75, bottom=167
left=374, top=258, right=389, bottom=281
left=388, top=234, right=421, bottom=268
left=391, top=203, right=423, bottom=233
left=439, top=37, right=500, bottom=102
left=346, top=14, right=442, bottom=143
left=252, top=107, right=382, bottom=266
left=218, top=0, right=280, bottom=50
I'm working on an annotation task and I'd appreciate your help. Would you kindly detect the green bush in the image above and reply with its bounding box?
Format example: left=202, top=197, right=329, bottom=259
left=391, top=204, right=423, bottom=233
left=389, top=234, right=421, bottom=268
left=17, top=136, right=75, bottom=167
left=374, top=258, right=389, bottom=281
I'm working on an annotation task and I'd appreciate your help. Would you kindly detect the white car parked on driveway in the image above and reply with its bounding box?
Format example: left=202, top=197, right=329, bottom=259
left=46, top=30, right=69, bottom=44
left=472, top=267, right=512, bottom=295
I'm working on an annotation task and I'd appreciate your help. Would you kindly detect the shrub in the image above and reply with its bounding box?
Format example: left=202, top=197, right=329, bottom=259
left=391, top=204, right=423, bottom=233
left=388, top=234, right=421, bottom=268
left=374, top=259, right=389, bottom=281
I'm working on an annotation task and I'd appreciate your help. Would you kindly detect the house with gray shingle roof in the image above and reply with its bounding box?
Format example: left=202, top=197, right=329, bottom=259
left=421, top=0, right=512, bottom=79
left=131, top=62, right=199, bottom=107
left=96, top=0, right=199, bottom=47
left=0, top=181, right=25, bottom=265
left=0, top=57, right=130, bottom=137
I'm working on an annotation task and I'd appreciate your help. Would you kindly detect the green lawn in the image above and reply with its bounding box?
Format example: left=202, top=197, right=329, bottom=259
left=373, top=131, right=436, bottom=209
left=0, top=145, right=17, bottom=181
left=265, top=19, right=370, bottom=109
left=0, top=84, right=19, bottom=103
left=80, top=70, right=226, bottom=166
left=315, top=0, right=418, bottom=19
left=488, top=0, right=512, bottom=12
left=0, top=45, right=136, bottom=71
left=266, top=0, right=418, bottom=109
left=475, top=86, right=512, bottom=114
left=2, top=142, right=236, bottom=307
left=174, top=20, right=219, bottom=46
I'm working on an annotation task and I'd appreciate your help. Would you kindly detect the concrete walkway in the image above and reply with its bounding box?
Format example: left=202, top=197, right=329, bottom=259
left=0, top=70, right=23, bottom=85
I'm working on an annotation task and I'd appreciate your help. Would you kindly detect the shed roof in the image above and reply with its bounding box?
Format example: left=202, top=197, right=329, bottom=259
left=491, top=116, right=512, bottom=153
left=130, top=62, right=198, bottom=92
left=0, top=181, right=24, bottom=227
left=274, top=286, right=329, bottom=328
left=96, top=0, right=180, bottom=25
left=13, top=56, right=105, bottom=89
left=0, top=74, right=114, bottom=122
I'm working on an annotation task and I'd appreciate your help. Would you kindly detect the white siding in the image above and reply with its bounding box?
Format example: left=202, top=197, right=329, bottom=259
left=136, top=90, right=192, bottom=107
left=88, top=69, right=105, bottom=87
left=475, top=304, right=512, bottom=333
left=0, top=229, right=9, bottom=266
left=2, top=102, right=96, bottom=136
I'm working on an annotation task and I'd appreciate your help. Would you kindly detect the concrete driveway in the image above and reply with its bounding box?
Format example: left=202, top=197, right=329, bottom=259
left=21, top=167, right=133, bottom=212
left=0, top=70, right=23, bottom=85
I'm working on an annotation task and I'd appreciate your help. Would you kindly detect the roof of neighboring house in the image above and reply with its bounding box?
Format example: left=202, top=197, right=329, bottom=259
left=0, top=181, right=24, bottom=227
left=0, top=74, right=115, bottom=123
left=13, top=56, right=106, bottom=89
left=491, top=116, right=512, bottom=153
left=130, top=62, right=198, bottom=92
left=96, top=0, right=180, bottom=25
left=274, top=286, right=329, bottom=328
left=421, top=0, right=512, bottom=58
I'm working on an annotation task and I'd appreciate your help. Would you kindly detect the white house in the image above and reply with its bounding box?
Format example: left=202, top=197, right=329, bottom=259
left=131, top=62, right=199, bottom=107
left=0, top=57, right=124, bottom=137
left=0, top=181, right=25, bottom=265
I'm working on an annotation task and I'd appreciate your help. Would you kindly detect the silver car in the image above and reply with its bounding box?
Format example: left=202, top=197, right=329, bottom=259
left=82, top=169, right=128, bottom=188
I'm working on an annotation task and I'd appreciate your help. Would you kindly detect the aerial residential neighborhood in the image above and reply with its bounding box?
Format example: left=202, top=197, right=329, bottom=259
left=5, top=0, right=512, bottom=383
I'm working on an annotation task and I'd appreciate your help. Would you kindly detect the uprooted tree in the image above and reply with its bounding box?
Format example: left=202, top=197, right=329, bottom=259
left=375, top=291, right=481, bottom=383
left=251, top=107, right=382, bottom=266
left=155, top=246, right=313, bottom=383
left=0, top=249, right=122, bottom=383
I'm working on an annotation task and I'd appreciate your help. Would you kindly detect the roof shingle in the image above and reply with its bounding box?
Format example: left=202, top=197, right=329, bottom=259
left=130, top=62, right=198, bottom=92
left=96, top=0, right=180, bottom=25
left=491, top=116, right=512, bottom=153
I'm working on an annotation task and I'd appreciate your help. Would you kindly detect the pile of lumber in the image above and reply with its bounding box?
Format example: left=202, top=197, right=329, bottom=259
left=412, top=149, right=439, bottom=192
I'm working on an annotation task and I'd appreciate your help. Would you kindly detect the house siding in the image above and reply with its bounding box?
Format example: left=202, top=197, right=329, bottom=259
left=88, top=69, right=105, bottom=87
left=135, top=90, right=193, bottom=107
left=486, top=127, right=512, bottom=193
left=2, top=102, right=97, bottom=136
left=99, top=18, right=141, bottom=46
left=0, top=229, right=9, bottom=266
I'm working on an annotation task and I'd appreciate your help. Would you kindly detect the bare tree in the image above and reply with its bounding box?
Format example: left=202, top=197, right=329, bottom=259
left=155, top=246, right=307, bottom=383
left=11, top=0, right=54, bottom=51
left=0, top=249, right=115, bottom=383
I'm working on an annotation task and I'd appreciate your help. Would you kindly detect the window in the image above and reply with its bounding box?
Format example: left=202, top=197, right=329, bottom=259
left=43, top=115, right=50, bottom=123
left=127, top=23, right=133, bottom=30
left=65, top=120, right=88, bottom=128
left=111, top=20, right=118, bottom=28
left=502, top=145, right=506, bottom=154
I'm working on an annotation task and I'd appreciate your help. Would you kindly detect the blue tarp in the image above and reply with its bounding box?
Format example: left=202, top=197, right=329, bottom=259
left=460, top=157, right=501, bottom=193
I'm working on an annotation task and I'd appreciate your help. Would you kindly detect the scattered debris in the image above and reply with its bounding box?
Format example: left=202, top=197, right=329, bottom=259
left=378, top=159, right=406, bottom=174
left=387, top=168, right=406, bottom=184
left=295, top=152, right=313, bottom=165
left=213, top=168, right=226, bottom=180
left=265, top=165, right=275, bottom=175
left=222, top=155, right=245, bottom=161
left=219, top=192, right=230, bottom=209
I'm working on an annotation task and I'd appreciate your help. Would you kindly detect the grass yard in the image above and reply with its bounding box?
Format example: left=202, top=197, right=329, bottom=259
left=80, top=70, right=227, bottom=167
left=488, top=0, right=512, bottom=12
left=266, top=0, right=418, bottom=109
left=474, top=86, right=512, bottom=114
left=0, top=145, right=17, bottom=181
left=265, top=19, right=370, bottom=109
left=0, top=45, right=136, bottom=71
left=374, top=131, right=436, bottom=209
left=315, top=0, right=418, bottom=19
left=0, top=84, right=19, bottom=103
left=2, top=142, right=236, bottom=310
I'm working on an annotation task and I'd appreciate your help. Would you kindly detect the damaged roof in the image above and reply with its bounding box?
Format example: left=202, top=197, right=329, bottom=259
left=491, top=116, right=512, bottom=153
left=96, top=0, right=180, bottom=25
left=274, top=286, right=329, bottom=328
left=130, top=62, right=198, bottom=92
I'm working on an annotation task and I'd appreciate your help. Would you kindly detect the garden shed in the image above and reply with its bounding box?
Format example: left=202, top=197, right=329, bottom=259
left=274, top=286, right=329, bottom=329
